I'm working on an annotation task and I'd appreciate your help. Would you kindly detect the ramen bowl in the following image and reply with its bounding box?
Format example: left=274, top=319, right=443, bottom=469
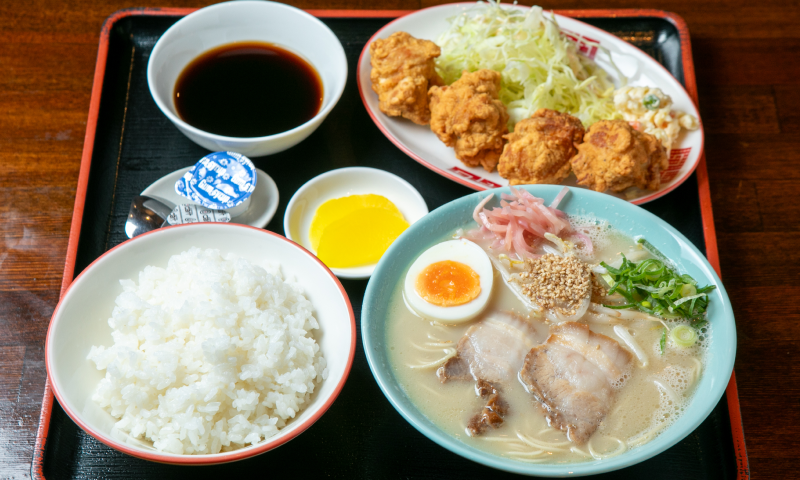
left=147, top=1, right=347, bottom=156
left=46, top=223, right=356, bottom=464
left=362, top=185, right=736, bottom=476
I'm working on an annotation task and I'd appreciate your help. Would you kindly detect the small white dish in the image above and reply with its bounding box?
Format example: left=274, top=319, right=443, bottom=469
left=143, top=167, right=279, bottom=229
left=284, top=167, right=429, bottom=279
left=147, top=1, right=347, bottom=157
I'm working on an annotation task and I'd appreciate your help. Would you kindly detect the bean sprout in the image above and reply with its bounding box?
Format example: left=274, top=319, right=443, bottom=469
left=690, top=358, right=703, bottom=387
left=592, top=303, right=663, bottom=322
left=614, top=325, right=649, bottom=367
left=585, top=312, right=624, bottom=325
left=653, top=379, right=681, bottom=405
left=554, top=294, right=591, bottom=322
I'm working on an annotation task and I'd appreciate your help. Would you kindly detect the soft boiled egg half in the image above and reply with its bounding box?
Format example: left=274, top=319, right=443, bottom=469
left=404, top=239, right=494, bottom=323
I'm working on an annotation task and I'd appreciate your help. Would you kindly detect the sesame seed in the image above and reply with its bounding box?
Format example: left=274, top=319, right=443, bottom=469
left=510, top=254, right=591, bottom=316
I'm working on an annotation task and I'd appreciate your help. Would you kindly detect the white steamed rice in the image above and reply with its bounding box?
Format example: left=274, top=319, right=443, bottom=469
left=87, top=247, right=327, bottom=454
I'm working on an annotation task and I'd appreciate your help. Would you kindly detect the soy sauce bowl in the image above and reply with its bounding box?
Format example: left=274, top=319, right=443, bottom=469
left=147, top=1, right=347, bottom=157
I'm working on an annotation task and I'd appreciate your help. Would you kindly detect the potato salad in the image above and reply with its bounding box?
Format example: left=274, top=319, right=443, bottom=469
left=613, top=86, right=698, bottom=153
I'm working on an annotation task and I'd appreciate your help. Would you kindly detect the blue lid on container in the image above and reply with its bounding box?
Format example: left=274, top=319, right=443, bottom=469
left=175, top=152, right=257, bottom=210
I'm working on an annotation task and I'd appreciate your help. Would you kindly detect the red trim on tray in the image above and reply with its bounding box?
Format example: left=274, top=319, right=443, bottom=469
left=696, top=156, right=750, bottom=478
left=32, top=7, right=124, bottom=478
left=31, top=377, right=54, bottom=479
left=44, top=223, right=357, bottom=466
left=725, top=371, right=751, bottom=479
left=33, top=7, right=748, bottom=479
left=683, top=8, right=750, bottom=473
left=356, top=5, right=705, bottom=206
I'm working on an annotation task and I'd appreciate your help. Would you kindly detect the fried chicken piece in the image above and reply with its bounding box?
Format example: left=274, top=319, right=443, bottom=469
left=497, top=109, right=585, bottom=185
left=570, top=120, right=668, bottom=192
left=369, top=31, right=444, bottom=125
left=429, top=69, right=509, bottom=171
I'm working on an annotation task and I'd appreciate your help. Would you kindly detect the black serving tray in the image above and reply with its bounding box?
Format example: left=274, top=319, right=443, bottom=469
left=33, top=10, right=742, bottom=479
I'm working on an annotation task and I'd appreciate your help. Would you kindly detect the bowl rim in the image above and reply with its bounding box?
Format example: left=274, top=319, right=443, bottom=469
left=361, top=185, right=736, bottom=476
left=45, top=223, right=357, bottom=464
left=283, top=166, right=429, bottom=279
left=146, top=0, right=348, bottom=144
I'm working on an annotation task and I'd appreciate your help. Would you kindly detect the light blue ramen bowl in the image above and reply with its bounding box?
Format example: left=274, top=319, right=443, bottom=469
left=361, top=185, right=736, bottom=477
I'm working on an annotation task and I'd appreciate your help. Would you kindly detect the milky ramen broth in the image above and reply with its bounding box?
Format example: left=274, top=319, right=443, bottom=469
left=386, top=221, right=709, bottom=463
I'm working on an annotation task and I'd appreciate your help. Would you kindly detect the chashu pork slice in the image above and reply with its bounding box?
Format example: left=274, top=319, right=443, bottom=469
left=519, top=322, right=633, bottom=444
left=437, top=312, right=548, bottom=384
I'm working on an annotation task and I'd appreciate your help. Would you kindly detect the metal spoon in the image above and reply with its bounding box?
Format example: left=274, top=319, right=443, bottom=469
left=125, top=195, right=233, bottom=238
left=125, top=195, right=173, bottom=238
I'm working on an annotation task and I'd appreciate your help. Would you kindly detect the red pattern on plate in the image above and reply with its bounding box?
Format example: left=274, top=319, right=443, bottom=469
left=560, top=28, right=600, bottom=59
left=448, top=166, right=502, bottom=188
left=661, top=147, right=692, bottom=183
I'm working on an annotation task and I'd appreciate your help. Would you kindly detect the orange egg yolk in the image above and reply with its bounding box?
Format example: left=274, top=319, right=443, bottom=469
left=415, top=260, right=481, bottom=307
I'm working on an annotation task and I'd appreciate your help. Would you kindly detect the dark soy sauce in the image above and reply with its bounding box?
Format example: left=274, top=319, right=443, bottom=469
left=174, top=42, right=323, bottom=138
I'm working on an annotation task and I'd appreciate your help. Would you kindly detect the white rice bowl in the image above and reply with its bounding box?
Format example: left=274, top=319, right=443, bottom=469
left=86, top=247, right=327, bottom=455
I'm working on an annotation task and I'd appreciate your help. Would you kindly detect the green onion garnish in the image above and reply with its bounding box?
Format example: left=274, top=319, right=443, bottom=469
left=643, top=94, right=661, bottom=110
left=669, top=325, right=699, bottom=348
left=599, top=246, right=715, bottom=328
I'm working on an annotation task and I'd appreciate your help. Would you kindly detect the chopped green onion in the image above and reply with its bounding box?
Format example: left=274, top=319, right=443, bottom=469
left=673, top=293, right=706, bottom=307
left=602, top=303, right=637, bottom=309
left=691, top=318, right=709, bottom=329
left=643, top=94, right=661, bottom=110
left=600, top=261, right=623, bottom=275
left=669, top=325, right=698, bottom=348
left=659, top=328, right=667, bottom=355
left=598, top=242, right=715, bottom=327
left=635, top=237, right=670, bottom=263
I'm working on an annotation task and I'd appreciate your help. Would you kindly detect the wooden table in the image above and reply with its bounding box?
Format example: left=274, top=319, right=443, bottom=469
left=1, top=0, right=798, bottom=477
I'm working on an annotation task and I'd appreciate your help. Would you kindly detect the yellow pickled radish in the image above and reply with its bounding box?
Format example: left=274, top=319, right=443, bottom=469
left=309, top=194, right=404, bottom=251
left=316, top=207, right=409, bottom=268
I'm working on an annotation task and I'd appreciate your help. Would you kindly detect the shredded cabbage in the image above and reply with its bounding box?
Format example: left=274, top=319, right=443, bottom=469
left=435, top=2, right=624, bottom=128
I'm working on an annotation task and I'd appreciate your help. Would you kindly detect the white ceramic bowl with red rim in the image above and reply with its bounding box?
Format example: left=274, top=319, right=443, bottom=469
left=45, top=223, right=356, bottom=464
left=148, top=1, right=347, bottom=157
left=356, top=3, right=705, bottom=205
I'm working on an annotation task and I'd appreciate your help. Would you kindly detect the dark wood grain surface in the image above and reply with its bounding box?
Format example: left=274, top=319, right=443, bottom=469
left=1, top=0, right=798, bottom=478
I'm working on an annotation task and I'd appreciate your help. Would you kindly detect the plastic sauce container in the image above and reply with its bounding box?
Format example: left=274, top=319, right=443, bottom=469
left=175, top=151, right=257, bottom=218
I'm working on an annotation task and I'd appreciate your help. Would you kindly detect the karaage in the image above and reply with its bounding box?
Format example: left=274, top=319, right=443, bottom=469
left=497, top=109, right=585, bottom=185
left=369, top=31, right=443, bottom=125
left=570, top=120, right=668, bottom=193
left=429, top=69, right=509, bottom=171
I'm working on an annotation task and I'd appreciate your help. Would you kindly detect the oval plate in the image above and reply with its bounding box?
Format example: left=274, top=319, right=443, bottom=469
left=357, top=4, right=705, bottom=205
left=362, top=185, right=735, bottom=476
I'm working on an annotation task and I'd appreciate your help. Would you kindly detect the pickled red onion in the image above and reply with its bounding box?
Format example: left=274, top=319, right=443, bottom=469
left=469, top=187, right=592, bottom=259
